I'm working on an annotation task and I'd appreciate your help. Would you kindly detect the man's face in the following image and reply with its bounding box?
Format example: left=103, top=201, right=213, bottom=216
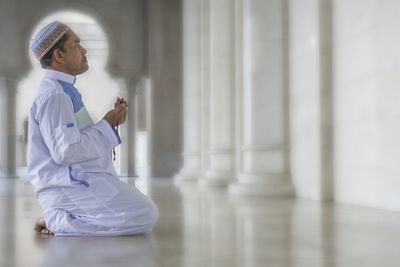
left=61, top=30, right=89, bottom=76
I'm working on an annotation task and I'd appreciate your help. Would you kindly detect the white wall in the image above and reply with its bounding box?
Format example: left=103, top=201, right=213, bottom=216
left=290, top=0, right=400, bottom=210
left=334, top=0, right=400, bottom=210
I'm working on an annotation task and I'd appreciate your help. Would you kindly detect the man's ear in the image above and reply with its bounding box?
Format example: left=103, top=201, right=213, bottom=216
left=52, top=49, right=64, bottom=64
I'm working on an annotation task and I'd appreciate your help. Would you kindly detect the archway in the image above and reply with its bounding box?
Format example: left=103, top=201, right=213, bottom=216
left=0, top=0, right=180, bottom=180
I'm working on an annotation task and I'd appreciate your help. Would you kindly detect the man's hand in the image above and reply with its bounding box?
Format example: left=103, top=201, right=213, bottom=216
left=104, top=98, right=128, bottom=127
left=114, top=97, right=127, bottom=109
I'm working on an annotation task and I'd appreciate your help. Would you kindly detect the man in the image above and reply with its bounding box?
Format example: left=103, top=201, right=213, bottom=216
left=28, top=21, right=158, bottom=236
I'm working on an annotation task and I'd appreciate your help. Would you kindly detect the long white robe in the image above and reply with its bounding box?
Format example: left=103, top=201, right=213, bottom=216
left=27, top=69, right=158, bottom=236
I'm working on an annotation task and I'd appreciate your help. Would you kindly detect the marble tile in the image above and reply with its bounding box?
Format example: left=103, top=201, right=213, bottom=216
left=1, top=178, right=400, bottom=267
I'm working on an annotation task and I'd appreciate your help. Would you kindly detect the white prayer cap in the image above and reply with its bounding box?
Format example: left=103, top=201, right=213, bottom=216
left=31, top=21, right=69, bottom=60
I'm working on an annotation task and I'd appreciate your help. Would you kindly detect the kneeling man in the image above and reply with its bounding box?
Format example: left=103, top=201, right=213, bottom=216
left=28, top=21, right=158, bottom=236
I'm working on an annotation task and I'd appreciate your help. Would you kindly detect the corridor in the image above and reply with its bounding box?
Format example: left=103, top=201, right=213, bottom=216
left=1, top=0, right=400, bottom=266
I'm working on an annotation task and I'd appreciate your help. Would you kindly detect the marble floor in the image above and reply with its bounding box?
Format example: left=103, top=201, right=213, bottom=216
left=1, top=177, right=400, bottom=267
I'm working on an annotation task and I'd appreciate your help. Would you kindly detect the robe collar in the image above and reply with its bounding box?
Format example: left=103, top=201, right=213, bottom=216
left=44, top=69, right=76, bottom=85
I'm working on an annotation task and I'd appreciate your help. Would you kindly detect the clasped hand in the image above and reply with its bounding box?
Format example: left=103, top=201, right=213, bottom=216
left=103, top=97, right=128, bottom=127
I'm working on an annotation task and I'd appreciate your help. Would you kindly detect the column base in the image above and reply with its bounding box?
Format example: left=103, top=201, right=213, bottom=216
left=0, top=170, right=18, bottom=179
left=0, top=175, right=18, bottom=179
left=118, top=173, right=138, bottom=178
left=228, top=173, right=294, bottom=197
left=174, top=169, right=201, bottom=184
left=198, top=170, right=232, bottom=187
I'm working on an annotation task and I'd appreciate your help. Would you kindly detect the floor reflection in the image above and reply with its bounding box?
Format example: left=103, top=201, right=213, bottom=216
left=177, top=183, right=339, bottom=267
left=1, top=177, right=400, bottom=267
left=231, top=196, right=295, bottom=267
left=36, top=235, right=158, bottom=267
left=0, top=179, right=17, bottom=267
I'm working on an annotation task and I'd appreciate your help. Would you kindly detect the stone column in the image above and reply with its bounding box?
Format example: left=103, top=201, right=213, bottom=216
left=0, top=76, right=18, bottom=178
left=199, top=0, right=235, bottom=187
left=120, top=77, right=138, bottom=177
left=175, top=0, right=203, bottom=183
left=229, top=0, right=294, bottom=196
left=319, top=0, right=334, bottom=200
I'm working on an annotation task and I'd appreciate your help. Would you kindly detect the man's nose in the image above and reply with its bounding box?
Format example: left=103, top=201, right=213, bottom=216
left=81, top=46, right=87, bottom=55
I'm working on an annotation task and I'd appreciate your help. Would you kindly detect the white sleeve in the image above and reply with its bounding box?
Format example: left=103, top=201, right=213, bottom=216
left=36, top=93, right=120, bottom=166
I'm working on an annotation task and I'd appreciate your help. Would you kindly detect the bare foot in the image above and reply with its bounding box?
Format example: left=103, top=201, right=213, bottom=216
left=34, top=216, right=54, bottom=235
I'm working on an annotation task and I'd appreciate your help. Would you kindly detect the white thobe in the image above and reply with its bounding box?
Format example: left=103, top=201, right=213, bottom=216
left=27, top=69, right=158, bottom=236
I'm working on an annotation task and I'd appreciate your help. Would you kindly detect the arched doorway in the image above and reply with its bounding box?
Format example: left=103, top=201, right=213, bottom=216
left=0, top=0, right=181, bottom=180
